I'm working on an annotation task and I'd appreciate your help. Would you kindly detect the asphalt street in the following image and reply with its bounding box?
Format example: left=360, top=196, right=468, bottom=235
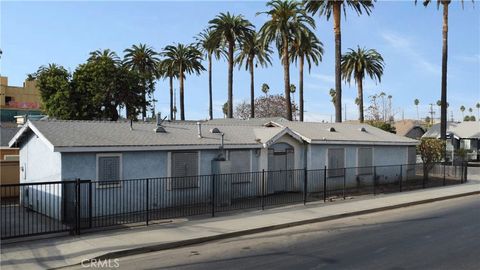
left=84, top=195, right=480, bottom=270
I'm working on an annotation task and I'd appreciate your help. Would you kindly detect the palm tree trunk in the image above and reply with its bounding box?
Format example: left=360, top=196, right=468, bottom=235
left=227, top=40, right=234, bottom=118
left=208, top=54, right=213, bottom=120
left=357, top=76, right=364, bottom=123
left=333, top=1, right=342, bottom=123
left=299, top=55, right=304, bottom=122
left=169, top=75, right=174, bottom=120
left=416, top=105, right=419, bottom=121
left=440, top=1, right=449, bottom=141
left=249, top=56, right=255, bottom=119
left=283, top=36, right=292, bottom=121
left=180, top=68, right=185, bottom=121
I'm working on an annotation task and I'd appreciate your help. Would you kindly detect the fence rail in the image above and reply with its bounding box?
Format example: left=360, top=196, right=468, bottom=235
left=0, top=162, right=467, bottom=240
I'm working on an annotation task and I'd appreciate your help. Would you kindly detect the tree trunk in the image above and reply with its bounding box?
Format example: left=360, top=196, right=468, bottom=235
left=169, top=75, right=174, bottom=121
left=249, top=56, right=255, bottom=119
left=333, top=2, right=342, bottom=123
left=227, top=40, right=234, bottom=118
left=142, top=81, right=147, bottom=121
left=180, top=66, right=185, bottom=121
left=357, top=75, right=364, bottom=123
left=299, top=55, right=304, bottom=122
left=283, top=36, right=292, bottom=121
left=208, top=54, right=213, bottom=120
left=440, top=1, right=449, bottom=141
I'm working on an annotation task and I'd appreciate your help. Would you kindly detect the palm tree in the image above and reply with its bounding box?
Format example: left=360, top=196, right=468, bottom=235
left=261, top=83, right=270, bottom=97
left=476, top=102, right=480, bottom=120
left=414, top=99, right=420, bottom=120
left=123, top=44, right=160, bottom=120
left=236, top=31, right=272, bottom=118
left=460, top=105, right=465, bottom=120
left=258, top=0, right=316, bottom=121
left=88, top=49, right=120, bottom=63
left=195, top=29, right=225, bottom=120
left=209, top=12, right=254, bottom=118
left=341, top=47, right=384, bottom=123
left=157, top=59, right=178, bottom=120
left=290, top=30, right=324, bottom=121
left=305, top=0, right=374, bottom=122
left=162, top=44, right=205, bottom=120
left=416, top=0, right=472, bottom=138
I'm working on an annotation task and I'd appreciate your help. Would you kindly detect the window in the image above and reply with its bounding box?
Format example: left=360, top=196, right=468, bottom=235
left=229, top=150, right=251, bottom=183
left=328, top=148, right=345, bottom=178
left=171, top=152, right=199, bottom=189
left=97, top=154, right=121, bottom=186
left=357, top=148, right=373, bottom=175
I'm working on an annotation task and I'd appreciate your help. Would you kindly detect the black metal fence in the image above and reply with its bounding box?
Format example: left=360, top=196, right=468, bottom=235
left=0, top=162, right=468, bottom=240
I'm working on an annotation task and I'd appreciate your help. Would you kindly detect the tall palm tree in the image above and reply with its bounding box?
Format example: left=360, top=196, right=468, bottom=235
left=460, top=105, right=465, bottom=119
left=476, top=102, right=480, bottom=120
left=258, top=0, right=316, bottom=121
left=305, top=0, right=374, bottom=122
left=414, top=99, right=420, bottom=120
left=209, top=12, right=254, bottom=118
left=123, top=44, right=160, bottom=120
left=341, top=47, right=384, bottom=123
left=162, top=44, right=205, bottom=120
left=195, top=29, right=225, bottom=120
left=236, top=31, right=272, bottom=118
left=157, top=59, right=178, bottom=120
left=416, top=0, right=472, bottom=138
left=290, top=30, right=324, bottom=121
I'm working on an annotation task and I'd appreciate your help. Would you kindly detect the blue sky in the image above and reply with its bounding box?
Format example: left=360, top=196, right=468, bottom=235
left=1, top=0, right=479, bottom=122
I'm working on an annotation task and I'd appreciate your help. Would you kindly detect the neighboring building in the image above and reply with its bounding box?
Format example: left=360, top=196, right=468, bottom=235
left=423, top=122, right=480, bottom=161
left=0, top=76, right=42, bottom=122
left=9, top=118, right=418, bottom=219
left=394, top=120, right=426, bottom=140
left=0, top=124, right=20, bottom=197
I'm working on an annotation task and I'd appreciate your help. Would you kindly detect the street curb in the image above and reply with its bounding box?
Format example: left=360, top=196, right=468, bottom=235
left=59, top=190, right=478, bottom=265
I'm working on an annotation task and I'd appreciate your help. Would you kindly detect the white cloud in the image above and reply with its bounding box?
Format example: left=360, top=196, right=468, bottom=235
left=311, top=74, right=335, bottom=84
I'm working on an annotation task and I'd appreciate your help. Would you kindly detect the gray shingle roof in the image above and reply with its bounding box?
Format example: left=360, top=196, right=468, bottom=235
left=423, top=122, right=480, bottom=139
left=10, top=118, right=418, bottom=151
left=1, top=126, right=20, bottom=147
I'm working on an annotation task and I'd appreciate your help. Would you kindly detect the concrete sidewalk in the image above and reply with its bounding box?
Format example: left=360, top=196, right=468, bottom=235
left=1, top=181, right=479, bottom=270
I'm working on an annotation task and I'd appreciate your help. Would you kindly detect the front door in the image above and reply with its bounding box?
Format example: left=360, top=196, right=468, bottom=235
left=268, top=144, right=295, bottom=193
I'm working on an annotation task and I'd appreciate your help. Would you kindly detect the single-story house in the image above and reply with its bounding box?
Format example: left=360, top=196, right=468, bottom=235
left=423, top=121, right=480, bottom=161
left=9, top=118, right=418, bottom=220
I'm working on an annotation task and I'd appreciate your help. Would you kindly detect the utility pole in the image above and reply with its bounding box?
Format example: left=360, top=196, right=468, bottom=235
left=429, top=103, right=436, bottom=125
left=344, top=103, right=347, bottom=121
left=450, top=110, right=454, bottom=122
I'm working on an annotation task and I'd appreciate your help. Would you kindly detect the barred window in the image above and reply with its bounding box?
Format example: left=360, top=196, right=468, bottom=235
left=357, top=148, right=373, bottom=175
left=171, top=152, right=199, bottom=189
left=328, top=148, right=345, bottom=178
left=97, top=155, right=121, bottom=186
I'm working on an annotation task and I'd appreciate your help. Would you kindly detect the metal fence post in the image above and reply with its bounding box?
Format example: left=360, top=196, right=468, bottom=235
left=303, top=167, right=307, bottom=205
left=343, top=168, right=346, bottom=200
left=211, top=174, right=216, bottom=217
left=146, top=179, right=149, bottom=225
left=373, top=166, right=377, bottom=196
left=399, top=165, right=403, bottom=192
left=75, top=178, right=81, bottom=235
left=88, top=180, right=92, bottom=229
left=443, top=162, right=446, bottom=186
left=261, top=169, right=265, bottom=210
left=323, top=166, right=327, bottom=202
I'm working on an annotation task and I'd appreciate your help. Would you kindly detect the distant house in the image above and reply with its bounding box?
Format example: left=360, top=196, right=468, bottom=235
left=423, top=122, right=480, bottom=161
left=9, top=118, right=418, bottom=220
left=394, top=120, right=425, bottom=140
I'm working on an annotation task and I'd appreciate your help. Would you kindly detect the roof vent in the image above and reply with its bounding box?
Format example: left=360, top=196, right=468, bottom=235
left=210, top=127, right=221, bottom=134
left=328, top=127, right=336, bottom=132
left=154, top=112, right=167, bottom=133
left=359, top=127, right=367, bottom=132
